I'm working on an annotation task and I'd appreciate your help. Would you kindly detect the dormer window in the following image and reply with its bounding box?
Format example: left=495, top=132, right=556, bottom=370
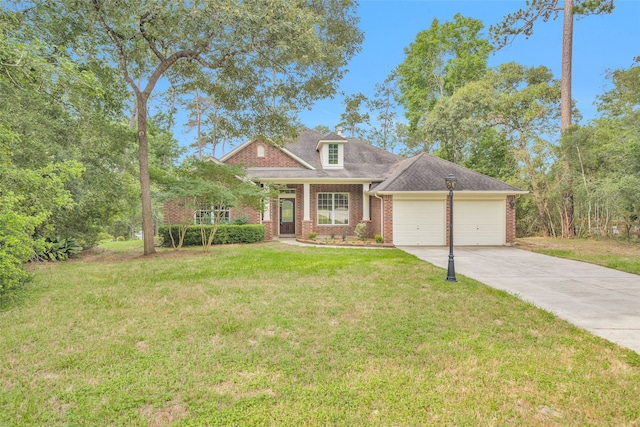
left=317, top=135, right=345, bottom=169
left=328, top=144, right=339, bottom=165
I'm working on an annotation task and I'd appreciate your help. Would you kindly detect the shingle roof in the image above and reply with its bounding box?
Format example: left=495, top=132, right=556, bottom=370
left=242, top=129, right=523, bottom=193
left=247, top=128, right=400, bottom=180
left=371, top=152, right=523, bottom=192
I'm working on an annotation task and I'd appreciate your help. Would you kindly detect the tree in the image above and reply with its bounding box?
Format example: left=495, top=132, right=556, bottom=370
left=487, top=63, right=562, bottom=236
left=20, top=0, right=363, bottom=255
left=313, top=125, right=331, bottom=135
left=1, top=5, right=134, bottom=286
left=436, top=63, right=560, bottom=235
left=367, top=77, right=398, bottom=152
left=491, top=0, right=615, bottom=238
left=417, top=76, right=494, bottom=162
left=395, top=13, right=492, bottom=135
left=567, top=61, right=640, bottom=238
left=340, top=93, right=370, bottom=138
left=155, top=159, right=271, bottom=252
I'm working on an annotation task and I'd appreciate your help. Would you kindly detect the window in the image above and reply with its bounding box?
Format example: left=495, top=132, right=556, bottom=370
left=317, top=193, right=349, bottom=225
left=194, top=203, right=230, bottom=225
left=328, top=144, right=339, bottom=165
left=257, top=144, right=265, bottom=157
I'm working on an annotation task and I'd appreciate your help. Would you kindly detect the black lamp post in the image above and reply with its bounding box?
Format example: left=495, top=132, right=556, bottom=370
left=445, top=173, right=457, bottom=282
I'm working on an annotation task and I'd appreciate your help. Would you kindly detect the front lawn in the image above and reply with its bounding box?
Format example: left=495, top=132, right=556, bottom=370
left=1, top=242, right=639, bottom=425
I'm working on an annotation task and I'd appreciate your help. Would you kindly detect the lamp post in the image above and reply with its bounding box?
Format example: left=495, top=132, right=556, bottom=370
left=445, top=173, right=457, bottom=282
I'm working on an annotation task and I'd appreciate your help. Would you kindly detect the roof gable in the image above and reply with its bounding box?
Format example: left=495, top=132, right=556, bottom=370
left=372, top=153, right=524, bottom=193
left=220, top=138, right=315, bottom=170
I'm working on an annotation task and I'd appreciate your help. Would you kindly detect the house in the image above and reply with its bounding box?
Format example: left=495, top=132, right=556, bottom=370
left=164, top=128, right=526, bottom=246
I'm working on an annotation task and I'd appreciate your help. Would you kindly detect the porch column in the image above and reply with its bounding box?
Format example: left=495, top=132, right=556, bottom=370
left=362, top=183, right=370, bottom=221
left=263, top=197, right=271, bottom=221
left=303, top=183, right=310, bottom=221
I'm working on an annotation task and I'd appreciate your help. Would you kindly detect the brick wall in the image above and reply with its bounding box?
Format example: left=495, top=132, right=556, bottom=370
left=370, top=195, right=382, bottom=238
left=307, top=183, right=364, bottom=238
left=229, top=204, right=260, bottom=224
left=164, top=199, right=194, bottom=225
left=225, top=140, right=304, bottom=168
left=382, top=195, right=393, bottom=244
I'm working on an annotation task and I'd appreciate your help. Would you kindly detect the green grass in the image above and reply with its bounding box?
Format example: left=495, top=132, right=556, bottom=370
left=1, top=242, right=639, bottom=425
left=533, top=248, right=640, bottom=275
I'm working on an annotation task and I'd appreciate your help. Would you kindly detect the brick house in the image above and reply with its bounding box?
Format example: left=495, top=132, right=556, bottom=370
left=164, top=128, right=526, bottom=246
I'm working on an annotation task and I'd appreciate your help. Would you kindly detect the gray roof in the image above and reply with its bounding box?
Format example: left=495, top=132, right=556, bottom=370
left=320, top=132, right=348, bottom=141
left=371, top=152, right=523, bottom=192
left=243, top=129, right=523, bottom=193
left=248, top=128, right=400, bottom=180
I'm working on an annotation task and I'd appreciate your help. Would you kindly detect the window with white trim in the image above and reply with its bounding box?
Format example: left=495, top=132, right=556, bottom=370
left=328, top=144, right=339, bottom=165
left=317, top=193, right=349, bottom=225
left=257, top=144, right=265, bottom=157
left=194, top=203, right=230, bottom=225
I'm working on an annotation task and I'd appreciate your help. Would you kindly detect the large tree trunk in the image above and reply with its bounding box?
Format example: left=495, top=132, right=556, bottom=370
left=137, top=93, right=156, bottom=255
left=560, top=0, right=576, bottom=238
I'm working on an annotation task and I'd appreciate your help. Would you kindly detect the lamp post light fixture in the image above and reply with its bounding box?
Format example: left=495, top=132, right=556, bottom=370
left=445, top=173, right=457, bottom=282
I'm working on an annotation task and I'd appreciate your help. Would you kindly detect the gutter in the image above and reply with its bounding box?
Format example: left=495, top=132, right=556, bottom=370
left=372, top=192, right=384, bottom=241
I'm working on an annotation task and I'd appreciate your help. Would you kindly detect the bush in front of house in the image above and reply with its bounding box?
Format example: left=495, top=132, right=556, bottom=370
left=158, top=224, right=265, bottom=247
left=354, top=222, right=367, bottom=241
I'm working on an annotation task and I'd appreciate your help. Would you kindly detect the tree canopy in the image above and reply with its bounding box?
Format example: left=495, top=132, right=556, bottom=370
left=15, top=0, right=363, bottom=254
left=395, top=13, right=492, bottom=133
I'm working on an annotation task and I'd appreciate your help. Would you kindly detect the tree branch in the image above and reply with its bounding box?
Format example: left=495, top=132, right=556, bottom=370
left=91, top=0, right=139, bottom=95
left=139, top=11, right=167, bottom=63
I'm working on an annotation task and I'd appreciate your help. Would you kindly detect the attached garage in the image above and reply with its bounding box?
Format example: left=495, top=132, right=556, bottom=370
left=368, top=152, right=525, bottom=247
left=453, top=199, right=506, bottom=246
left=392, top=198, right=445, bottom=246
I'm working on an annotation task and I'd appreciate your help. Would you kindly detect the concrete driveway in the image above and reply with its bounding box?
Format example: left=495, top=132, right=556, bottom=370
left=399, top=246, right=640, bottom=354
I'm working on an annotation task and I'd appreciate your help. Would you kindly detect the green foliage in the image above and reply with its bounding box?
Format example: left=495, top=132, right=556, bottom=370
left=0, top=10, right=135, bottom=250
left=308, top=232, right=317, bottom=240
left=490, top=0, right=615, bottom=48
left=36, top=237, right=83, bottom=261
left=554, top=63, right=640, bottom=238
left=158, top=225, right=265, bottom=247
left=0, top=192, right=37, bottom=295
left=375, top=234, right=384, bottom=244
left=366, top=76, right=399, bottom=152
left=396, top=13, right=492, bottom=133
left=339, top=93, right=370, bottom=138
left=354, top=222, right=368, bottom=241
left=231, top=215, right=249, bottom=225
left=96, top=232, right=114, bottom=242
left=18, top=0, right=363, bottom=254
left=116, top=236, right=125, bottom=242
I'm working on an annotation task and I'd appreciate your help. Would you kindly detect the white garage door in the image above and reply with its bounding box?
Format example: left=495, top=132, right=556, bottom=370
left=393, top=199, right=445, bottom=246
left=453, top=200, right=505, bottom=246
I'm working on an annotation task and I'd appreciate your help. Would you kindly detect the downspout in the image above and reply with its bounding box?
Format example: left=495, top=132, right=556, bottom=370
left=373, top=193, right=384, bottom=240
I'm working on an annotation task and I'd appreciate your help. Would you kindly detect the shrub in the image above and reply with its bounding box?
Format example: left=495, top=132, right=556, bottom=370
left=36, top=237, right=83, bottom=261
left=97, top=232, right=114, bottom=242
left=231, top=215, right=249, bottom=225
left=308, top=232, right=317, bottom=240
left=375, top=234, right=384, bottom=244
left=158, top=224, right=265, bottom=247
left=354, top=222, right=368, bottom=241
left=1, top=193, right=43, bottom=295
left=116, top=236, right=125, bottom=241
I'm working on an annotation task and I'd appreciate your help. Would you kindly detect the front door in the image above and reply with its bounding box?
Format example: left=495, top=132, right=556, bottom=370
left=279, top=198, right=295, bottom=235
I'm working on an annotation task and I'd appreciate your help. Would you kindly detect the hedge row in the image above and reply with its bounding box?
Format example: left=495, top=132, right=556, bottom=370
left=158, top=224, right=266, bottom=247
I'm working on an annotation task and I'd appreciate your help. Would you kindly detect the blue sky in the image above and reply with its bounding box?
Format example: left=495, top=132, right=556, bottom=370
left=297, top=0, right=640, bottom=134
